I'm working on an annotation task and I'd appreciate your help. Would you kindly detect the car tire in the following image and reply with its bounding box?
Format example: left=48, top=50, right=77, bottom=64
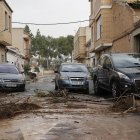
left=94, top=78, right=101, bottom=95
left=111, top=82, right=120, bottom=98
left=85, top=88, right=89, bottom=94
left=19, top=85, right=25, bottom=92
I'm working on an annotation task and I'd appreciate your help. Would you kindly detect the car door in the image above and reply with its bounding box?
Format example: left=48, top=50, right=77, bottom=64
left=102, top=57, right=113, bottom=89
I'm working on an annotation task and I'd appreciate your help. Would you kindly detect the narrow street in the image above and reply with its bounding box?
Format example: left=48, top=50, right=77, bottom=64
left=0, top=73, right=140, bottom=140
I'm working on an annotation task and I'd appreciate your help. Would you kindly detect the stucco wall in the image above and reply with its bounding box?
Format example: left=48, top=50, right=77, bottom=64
left=0, top=0, right=12, bottom=46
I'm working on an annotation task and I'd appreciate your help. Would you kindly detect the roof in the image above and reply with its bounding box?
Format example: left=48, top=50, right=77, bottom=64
left=0, top=0, right=13, bottom=12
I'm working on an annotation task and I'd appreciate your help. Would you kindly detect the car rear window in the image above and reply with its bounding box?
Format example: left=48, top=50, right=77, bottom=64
left=0, top=65, right=19, bottom=74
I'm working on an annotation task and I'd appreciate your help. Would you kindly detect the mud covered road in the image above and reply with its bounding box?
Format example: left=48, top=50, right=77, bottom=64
left=0, top=74, right=140, bottom=140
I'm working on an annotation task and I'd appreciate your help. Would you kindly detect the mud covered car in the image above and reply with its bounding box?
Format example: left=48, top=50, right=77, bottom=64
left=93, top=53, right=140, bottom=97
left=0, top=63, right=26, bottom=91
left=55, top=63, right=92, bottom=93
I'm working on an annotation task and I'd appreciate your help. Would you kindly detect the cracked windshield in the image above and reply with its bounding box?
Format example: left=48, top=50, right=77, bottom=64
left=0, top=0, right=140, bottom=140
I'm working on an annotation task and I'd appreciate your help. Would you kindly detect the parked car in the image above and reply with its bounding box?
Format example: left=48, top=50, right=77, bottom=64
left=93, top=53, right=140, bottom=97
left=0, top=63, right=26, bottom=91
left=54, top=63, right=92, bottom=93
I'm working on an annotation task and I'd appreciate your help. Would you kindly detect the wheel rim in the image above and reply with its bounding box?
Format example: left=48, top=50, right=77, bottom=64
left=112, top=83, right=117, bottom=98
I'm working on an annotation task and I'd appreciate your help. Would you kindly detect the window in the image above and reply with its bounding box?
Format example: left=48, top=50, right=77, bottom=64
left=90, top=0, right=93, bottom=14
left=91, top=26, right=94, bottom=43
left=5, top=11, right=8, bottom=29
left=96, top=16, right=102, bottom=40
left=9, top=16, right=11, bottom=32
left=0, top=65, right=19, bottom=74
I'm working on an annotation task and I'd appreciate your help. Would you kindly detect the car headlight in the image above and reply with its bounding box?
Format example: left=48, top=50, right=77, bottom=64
left=60, top=76, right=68, bottom=80
left=86, top=75, right=92, bottom=80
left=117, top=72, right=130, bottom=80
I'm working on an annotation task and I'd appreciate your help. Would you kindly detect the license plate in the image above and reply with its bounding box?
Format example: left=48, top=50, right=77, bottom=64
left=6, top=84, right=17, bottom=87
left=72, top=81, right=83, bottom=85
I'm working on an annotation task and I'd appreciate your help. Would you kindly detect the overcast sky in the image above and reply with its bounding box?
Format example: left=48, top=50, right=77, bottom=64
left=6, top=0, right=90, bottom=37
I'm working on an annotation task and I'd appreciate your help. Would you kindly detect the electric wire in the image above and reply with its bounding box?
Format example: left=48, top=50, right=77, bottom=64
left=12, top=19, right=94, bottom=26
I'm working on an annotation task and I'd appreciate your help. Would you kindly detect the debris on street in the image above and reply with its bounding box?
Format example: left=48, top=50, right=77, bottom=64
left=35, top=89, right=69, bottom=98
left=111, top=93, right=140, bottom=113
left=0, top=97, right=41, bottom=119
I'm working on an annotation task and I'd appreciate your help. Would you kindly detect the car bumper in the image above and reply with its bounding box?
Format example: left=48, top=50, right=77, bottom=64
left=58, top=79, right=90, bottom=90
left=118, top=80, right=140, bottom=94
left=0, top=83, right=25, bottom=91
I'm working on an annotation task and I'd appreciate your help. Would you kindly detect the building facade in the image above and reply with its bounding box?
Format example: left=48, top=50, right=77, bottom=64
left=74, top=27, right=87, bottom=64
left=89, top=0, right=140, bottom=65
left=74, top=27, right=92, bottom=65
left=0, top=0, right=12, bottom=63
left=10, top=28, right=32, bottom=65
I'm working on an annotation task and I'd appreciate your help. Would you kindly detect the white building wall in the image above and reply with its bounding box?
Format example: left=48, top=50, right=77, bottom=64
left=7, top=51, right=24, bottom=72
left=7, top=52, right=17, bottom=64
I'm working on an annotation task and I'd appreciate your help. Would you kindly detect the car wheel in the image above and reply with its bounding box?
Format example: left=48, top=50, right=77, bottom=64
left=19, top=85, right=25, bottom=92
left=85, top=88, right=89, bottom=94
left=94, top=78, right=101, bottom=95
left=111, top=82, right=120, bottom=98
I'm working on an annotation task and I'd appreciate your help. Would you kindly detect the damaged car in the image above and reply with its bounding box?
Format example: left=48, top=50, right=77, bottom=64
left=55, top=63, right=92, bottom=94
left=93, top=53, right=140, bottom=97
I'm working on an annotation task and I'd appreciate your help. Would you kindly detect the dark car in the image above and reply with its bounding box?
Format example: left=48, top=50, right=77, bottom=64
left=54, top=63, right=92, bottom=93
left=93, top=53, right=140, bottom=97
left=0, top=63, right=26, bottom=91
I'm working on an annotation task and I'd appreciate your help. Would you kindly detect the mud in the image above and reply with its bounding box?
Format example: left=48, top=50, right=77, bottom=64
left=0, top=74, right=140, bottom=140
left=0, top=97, right=41, bottom=119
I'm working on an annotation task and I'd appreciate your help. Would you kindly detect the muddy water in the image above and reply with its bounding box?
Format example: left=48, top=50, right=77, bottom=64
left=0, top=74, right=140, bottom=140
left=0, top=113, right=140, bottom=140
left=0, top=115, right=57, bottom=140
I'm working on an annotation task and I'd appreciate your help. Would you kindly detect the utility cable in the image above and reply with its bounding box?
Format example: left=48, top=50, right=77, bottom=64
left=12, top=19, right=94, bottom=26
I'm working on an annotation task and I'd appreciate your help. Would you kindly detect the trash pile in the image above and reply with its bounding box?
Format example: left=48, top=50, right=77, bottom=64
left=35, top=89, right=69, bottom=98
left=0, top=97, right=41, bottom=119
left=111, top=93, right=140, bottom=113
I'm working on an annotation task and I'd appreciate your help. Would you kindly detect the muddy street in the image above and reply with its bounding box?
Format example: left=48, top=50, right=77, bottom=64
left=0, top=73, right=140, bottom=140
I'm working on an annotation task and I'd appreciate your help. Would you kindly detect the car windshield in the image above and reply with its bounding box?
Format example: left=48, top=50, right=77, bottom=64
left=0, top=65, right=19, bottom=74
left=112, top=54, right=140, bottom=68
left=61, top=64, right=88, bottom=72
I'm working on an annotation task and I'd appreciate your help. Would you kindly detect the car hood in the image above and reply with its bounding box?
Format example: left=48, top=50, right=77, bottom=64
left=60, top=72, right=88, bottom=78
left=0, top=73, right=23, bottom=80
left=118, top=67, right=140, bottom=78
